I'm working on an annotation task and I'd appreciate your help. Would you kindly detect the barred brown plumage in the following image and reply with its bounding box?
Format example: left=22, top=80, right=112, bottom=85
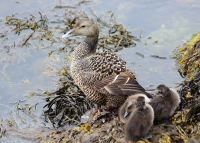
left=62, top=18, right=152, bottom=107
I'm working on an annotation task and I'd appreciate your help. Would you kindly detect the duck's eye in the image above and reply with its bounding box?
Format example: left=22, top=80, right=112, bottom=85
left=81, top=25, right=85, bottom=28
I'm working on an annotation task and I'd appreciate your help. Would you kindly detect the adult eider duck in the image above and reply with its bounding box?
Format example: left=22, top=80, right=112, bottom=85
left=62, top=18, right=152, bottom=108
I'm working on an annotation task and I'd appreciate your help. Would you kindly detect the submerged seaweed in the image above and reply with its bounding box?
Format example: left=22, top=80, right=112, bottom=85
left=98, top=23, right=139, bottom=52
left=4, top=11, right=59, bottom=48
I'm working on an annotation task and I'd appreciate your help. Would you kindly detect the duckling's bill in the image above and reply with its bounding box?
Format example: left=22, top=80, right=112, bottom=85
left=62, top=29, right=74, bottom=38
left=124, top=110, right=129, bottom=117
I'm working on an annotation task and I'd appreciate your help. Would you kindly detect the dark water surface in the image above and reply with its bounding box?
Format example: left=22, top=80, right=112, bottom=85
left=0, top=0, right=200, bottom=142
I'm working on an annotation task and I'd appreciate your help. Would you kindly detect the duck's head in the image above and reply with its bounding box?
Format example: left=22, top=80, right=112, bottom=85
left=156, top=84, right=171, bottom=97
left=62, top=18, right=99, bottom=38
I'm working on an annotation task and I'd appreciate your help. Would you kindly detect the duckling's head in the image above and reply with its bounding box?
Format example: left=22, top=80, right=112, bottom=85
left=123, top=100, right=136, bottom=118
left=123, top=96, right=146, bottom=117
left=135, top=96, right=145, bottom=107
left=62, top=18, right=99, bottom=38
left=156, top=84, right=171, bottom=97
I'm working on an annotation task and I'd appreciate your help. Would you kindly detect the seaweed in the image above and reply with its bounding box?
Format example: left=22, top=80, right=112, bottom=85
left=5, top=11, right=53, bottom=46
left=173, top=32, right=200, bottom=79
left=43, top=67, right=93, bottom=127
left=98, top=23, right=139, bottom=52
left=170, top=37, right=200, bottom=142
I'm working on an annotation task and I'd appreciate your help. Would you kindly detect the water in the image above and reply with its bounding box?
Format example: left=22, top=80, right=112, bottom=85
left=0, top=0, right=200, bottom=142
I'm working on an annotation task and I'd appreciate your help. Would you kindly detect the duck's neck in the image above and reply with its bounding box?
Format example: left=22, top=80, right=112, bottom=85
left=72, top=35, right=98, bottom=61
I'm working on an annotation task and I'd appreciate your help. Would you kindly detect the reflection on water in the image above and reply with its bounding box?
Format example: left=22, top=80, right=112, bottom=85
left=0, top=0, right=200, bottom=142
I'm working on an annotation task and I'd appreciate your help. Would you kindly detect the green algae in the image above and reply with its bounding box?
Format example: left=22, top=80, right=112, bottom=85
left=174, top=32, right=200, bottom=79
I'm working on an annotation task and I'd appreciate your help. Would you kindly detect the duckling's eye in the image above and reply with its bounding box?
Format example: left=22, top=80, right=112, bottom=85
left=81, top=25, right=85, bottom=28
left=128, top=105, right=133, bottom=110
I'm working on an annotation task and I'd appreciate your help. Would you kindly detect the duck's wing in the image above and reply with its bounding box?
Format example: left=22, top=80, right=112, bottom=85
left=85, top=50, right=129, bottom=76
left=94, top=72, right=152, bottom=98
left=84, top=50, right=151, bottom=98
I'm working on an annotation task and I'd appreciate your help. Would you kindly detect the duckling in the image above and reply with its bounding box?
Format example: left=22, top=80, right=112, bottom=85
left=150, top=84, right=181, bottom=122
left=125, top=96, right=154, bottom=142
left=119, top=93, right=150, bottom=123
left=62, top=18, right=152, bottom=108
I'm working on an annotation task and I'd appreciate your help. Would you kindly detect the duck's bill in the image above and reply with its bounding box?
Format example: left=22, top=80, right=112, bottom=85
left=62, top=29, right=74, bottom=38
